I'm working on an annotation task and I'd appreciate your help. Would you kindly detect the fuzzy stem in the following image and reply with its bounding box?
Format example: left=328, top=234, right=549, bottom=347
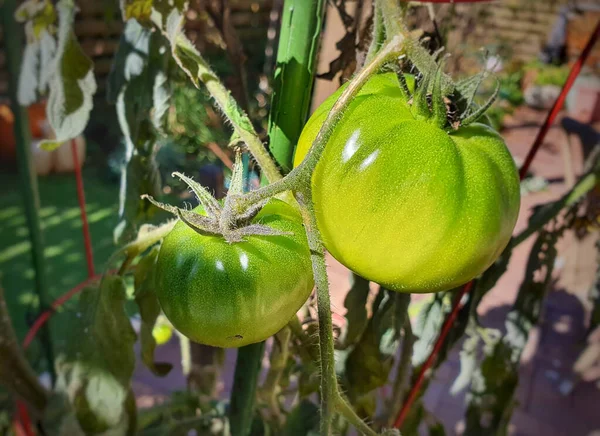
left=231, top=35, right=405, bottom=211
left=365, top=0, right=386, bottom=64
left=167, top=23, right=282, bottom=184
left=295, top=191, right=336, bottom=435
left=335, top=394, right=379, bottom=436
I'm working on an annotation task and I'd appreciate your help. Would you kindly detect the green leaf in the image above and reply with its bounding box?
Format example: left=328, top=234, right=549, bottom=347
left=53, top=275, right=137, bottom=434
left=283, top=400, right=319, bottom=435
left=134, top=246, right=173, bottom=376
left=41, top=0, right=96, bottom=151
left=339, top=274, right=370, bottom=348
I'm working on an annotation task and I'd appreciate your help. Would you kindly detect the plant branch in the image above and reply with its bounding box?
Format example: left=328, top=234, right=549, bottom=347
left=295, top=190, right=336, bottom=435
left=0, top=284, right=49, bottom=415
left=365, top=0, right=386, bottom=64
left=514, top=162, right=599, bottom=246
left=166, top=17, right=282, bottom=183
left=230, top=35, right=406, bottom=212
left=335, top=394, right=378, bottom=436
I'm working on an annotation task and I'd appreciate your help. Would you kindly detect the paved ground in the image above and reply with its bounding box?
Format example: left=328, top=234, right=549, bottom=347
left=133, top=106, right=600, bottom=435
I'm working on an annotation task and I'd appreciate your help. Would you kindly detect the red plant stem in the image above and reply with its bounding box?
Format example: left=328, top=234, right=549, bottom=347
left=394, top=20, right=600, bottom=430
left=16, top=403, right=33, bottom=436
left=22, top=273, right=106, bottom=350
left=519, top=21, right=600, bottom=179
left=71, top=139, right=95, bottom=278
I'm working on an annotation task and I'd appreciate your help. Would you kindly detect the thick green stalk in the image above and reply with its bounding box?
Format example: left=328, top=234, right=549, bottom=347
left=229, top=341, right=265, bottom=436
left=1, top=0, right=55, bottom=379
left=267, top=0, right=326, bottom=173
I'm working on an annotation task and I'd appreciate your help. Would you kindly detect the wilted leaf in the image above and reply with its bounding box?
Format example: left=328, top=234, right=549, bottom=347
left=18, top=41, right=41, bottom=105
left=339, top=274, right=370, bottom=348
left=345, top=289, right=399, bottom=396
left=134, top=246, right=173, bottom=376
left=465, top=226, right=563, bottom=435
left=412, top=293, right=448, bottom=366
left=120, top=0, right=187, bottom=29
left=53, top=275, right=136, bottom=434
left=41, top=0, right=96, bottom=151
left=450, top=324, right=480, bottom=395
left=107, top=18, right=152, bottom=103
left=16, top=0, right=57, bottom=105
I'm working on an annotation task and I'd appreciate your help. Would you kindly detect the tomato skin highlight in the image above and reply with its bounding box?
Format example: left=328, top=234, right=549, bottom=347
left=156, top=199, right=314, bottom=347
left=294, top=73, right=520, bottom=293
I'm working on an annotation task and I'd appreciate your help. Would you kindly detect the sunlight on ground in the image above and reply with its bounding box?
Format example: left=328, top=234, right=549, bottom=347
left=0, top=168, right=119, bottom=367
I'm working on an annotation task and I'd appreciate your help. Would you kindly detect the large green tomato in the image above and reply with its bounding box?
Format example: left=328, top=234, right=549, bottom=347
left=294, top=73, right=520, bottom=293
left=156, top=199, right=314, bottom=347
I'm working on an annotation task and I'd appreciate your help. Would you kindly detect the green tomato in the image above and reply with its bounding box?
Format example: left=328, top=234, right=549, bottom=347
left=152, top=324, right=173, bottom=345
left=156, top=198, right=314, bottom=347
left=294, top=73, right=520, bottom=293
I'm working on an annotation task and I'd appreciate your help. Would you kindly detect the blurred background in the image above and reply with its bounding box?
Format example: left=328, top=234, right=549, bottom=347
left=1, top=0, right=600, bottom=434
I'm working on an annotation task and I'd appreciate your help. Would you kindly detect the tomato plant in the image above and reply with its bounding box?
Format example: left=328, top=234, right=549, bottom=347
left=294, top=73, right=520, bottom=293
left=156, top=198, right=313, bottom=348
left=3, top=1, right=599, bottom=436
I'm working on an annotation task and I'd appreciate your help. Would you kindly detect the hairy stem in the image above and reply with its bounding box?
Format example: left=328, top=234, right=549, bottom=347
left=335, top=394, right=378, bottom=436
left=295, top=191, right=336, bottom=435
left=232, top=35, right=405, bottom=211
left=365, top=0, right=386, bottom=64
left=167, top=20, right=282, bottom=183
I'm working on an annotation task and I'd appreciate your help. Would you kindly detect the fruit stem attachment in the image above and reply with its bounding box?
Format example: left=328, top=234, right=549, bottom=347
left=229, top=35, right=405, bottom=213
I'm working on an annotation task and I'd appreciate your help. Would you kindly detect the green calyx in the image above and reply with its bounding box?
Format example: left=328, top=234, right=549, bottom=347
left=142, top=153, right=290, bottom=243
left=404, top=55, right=500, bottom=131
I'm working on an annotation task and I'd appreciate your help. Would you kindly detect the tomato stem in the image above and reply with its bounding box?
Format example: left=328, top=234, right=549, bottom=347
left=165, top=19, right=283, bottom=184
left=295, top=190, right=336, bottom=435
left=229, top=35, right=406, bottom=214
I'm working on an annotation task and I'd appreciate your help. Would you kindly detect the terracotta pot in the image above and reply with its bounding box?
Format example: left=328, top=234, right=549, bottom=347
left=30, top=139, right=54, bottom=176
left=0, top=102, right=48, bottom=164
